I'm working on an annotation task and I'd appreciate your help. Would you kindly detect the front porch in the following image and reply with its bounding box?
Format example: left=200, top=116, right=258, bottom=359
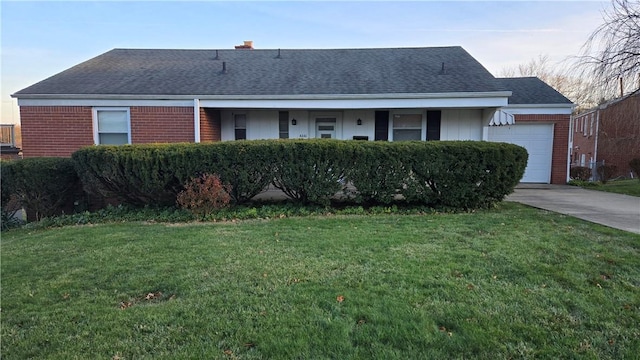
left=200, top=107, right=506, bottom=142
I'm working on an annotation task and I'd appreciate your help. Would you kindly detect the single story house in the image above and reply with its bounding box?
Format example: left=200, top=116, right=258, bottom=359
left=571, top=89, right=640, bottom=179
left=11, top=43, right=573, bottom=183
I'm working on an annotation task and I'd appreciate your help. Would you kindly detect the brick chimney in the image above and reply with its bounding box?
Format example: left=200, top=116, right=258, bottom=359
left=235, top=41, right=254, bottom=50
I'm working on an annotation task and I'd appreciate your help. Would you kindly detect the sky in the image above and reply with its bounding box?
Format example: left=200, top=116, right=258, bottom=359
left=1, top=0, right=609, bottom=124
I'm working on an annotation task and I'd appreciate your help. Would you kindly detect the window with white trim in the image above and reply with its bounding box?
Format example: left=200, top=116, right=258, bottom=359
left=392, top=114, right=422, bottom=141
left=93, top=108, right=131, bottom=145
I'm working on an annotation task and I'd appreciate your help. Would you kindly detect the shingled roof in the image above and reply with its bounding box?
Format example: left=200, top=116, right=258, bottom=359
left=14, top=47, right=509, bottom=97
left=497, top=77, right=572, bottom=105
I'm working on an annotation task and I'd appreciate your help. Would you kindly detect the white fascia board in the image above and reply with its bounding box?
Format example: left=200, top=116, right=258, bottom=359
left=504, top=104, right=574, bottom=115
left=16, top=92, right=511, bottom=109
left=199, top=93, right=510, bottom=109
left=17, top=99, right=194, bottom=107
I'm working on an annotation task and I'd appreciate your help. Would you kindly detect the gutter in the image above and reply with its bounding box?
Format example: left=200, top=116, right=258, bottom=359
left=11, top=91, right=513, bottom=101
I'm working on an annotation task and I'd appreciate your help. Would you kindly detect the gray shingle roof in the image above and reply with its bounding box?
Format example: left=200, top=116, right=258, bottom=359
left=14, top=47, right=508, bottom=97
left=497, top=77, right=572, bottom=105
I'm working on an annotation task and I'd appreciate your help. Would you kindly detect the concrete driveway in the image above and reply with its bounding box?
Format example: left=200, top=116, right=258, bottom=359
left=506, top=184, right=640, bottom=234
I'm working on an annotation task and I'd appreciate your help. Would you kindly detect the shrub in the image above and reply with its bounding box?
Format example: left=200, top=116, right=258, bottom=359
left=72, top=143, right=274, bottom=207
left=597, top=164, right=617, bottom=184
left=630, top=158, right=640, bottom=180
left=347, top=142, right=410, bottom=204
left=1, top=158, right=81, bottom=221
left=271, top=140, right=354, bottom=206
left=206, top=141, right=276, bottom=204
left=405, top=141, right=528, bottom=208
left=72, top=145, right=187, bottom=207
left=570, top=166, right=592, bottom=181
left=177, top=174, right=231, bottom=216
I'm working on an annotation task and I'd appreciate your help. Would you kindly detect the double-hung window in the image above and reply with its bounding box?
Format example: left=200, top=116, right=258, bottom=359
left=392, top=114, right=422, bottom=141
left=93, top=108, right=131, bottom=145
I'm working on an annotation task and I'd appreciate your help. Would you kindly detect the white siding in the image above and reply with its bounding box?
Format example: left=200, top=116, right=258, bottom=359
left=247, top=110, right=278, bottom=140
left=289, top=110, right=309, bottom=139
left=440, top=109, right=483, bottom=140
left=343, top=110, right=375, bottom=140
left=220, top=110, right=234, bottom=141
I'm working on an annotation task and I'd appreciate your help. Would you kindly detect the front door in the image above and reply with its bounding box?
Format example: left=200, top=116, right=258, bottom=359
left=316, top=118, right=336, bottom=139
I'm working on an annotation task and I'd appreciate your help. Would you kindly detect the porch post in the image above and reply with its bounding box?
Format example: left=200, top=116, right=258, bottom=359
left=194, top=98, right=201, bottom=143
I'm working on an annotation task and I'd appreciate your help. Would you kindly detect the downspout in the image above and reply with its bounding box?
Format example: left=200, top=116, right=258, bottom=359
left=194, top=98, right=201, bottom=143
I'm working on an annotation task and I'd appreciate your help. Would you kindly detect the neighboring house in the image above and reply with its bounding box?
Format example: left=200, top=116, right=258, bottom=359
left=0, top=124, right=21, bottom=160
left=571, top=89, right=640, bottom=179
left=11, top=44, right=573, bottom=183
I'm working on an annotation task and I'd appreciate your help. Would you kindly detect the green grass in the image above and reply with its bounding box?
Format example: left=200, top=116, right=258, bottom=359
left=2, top=203, right=639, bottom=359
left=595, top=179, right=640, bottom=197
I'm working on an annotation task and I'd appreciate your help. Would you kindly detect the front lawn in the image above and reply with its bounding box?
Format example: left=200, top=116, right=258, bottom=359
left=2, top=203, right=639, bottom=359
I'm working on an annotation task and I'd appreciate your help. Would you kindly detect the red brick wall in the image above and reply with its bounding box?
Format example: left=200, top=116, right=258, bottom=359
left=130, top=106, right=194, bottom=143
left=19, top=106, right=197, bottom=157
left=20, top=106, right=94, bottom=157
left=597, top=93, right=640, bottom=178
left=200, top=108, right=222, bottom=142
left=514, top=114, right=570, bottom=184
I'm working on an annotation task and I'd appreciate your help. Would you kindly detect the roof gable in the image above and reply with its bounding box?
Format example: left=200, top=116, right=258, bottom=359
left=14, top=47, right=506, bottom=97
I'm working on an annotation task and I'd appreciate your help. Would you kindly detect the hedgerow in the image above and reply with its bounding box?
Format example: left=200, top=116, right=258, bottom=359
left=72, top=140, right=527, bottom=209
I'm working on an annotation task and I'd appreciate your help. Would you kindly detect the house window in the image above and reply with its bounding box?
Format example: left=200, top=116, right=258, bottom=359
left=234, top=114, right=247, bottom=140
left=393, top=114, right=422, bottom=141
left=589, top=114, right=594, bottom=136
left=279, top=111, right=289, bottom=139
left=93, top=108, right=130, bottom=145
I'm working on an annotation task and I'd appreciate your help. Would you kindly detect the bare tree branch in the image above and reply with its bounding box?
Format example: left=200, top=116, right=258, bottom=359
left=576, top=0, right=640, bottom=94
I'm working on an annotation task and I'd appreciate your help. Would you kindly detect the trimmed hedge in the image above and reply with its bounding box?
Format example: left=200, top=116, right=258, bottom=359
left=271, top=140, right=354, bottom=206
left=72, top=142, right=275, bottom=206
left=72, top=140, right=527, bottom=209
left=1, top=158, right=81, bottom=221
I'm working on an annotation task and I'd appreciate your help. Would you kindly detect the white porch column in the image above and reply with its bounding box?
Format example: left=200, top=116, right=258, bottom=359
left=194, top=98, right=201, bottom=143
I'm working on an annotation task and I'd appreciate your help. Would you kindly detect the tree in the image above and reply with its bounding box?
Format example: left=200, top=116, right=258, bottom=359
left=578, top=0, right=640, bottom=95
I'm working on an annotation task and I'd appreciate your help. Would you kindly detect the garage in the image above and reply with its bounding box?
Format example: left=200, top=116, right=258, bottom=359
left=488, top=124, right=554, bottom=183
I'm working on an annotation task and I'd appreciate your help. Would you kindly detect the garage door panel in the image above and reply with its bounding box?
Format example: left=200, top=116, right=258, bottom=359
left=488, top=124, right=553, bottom=183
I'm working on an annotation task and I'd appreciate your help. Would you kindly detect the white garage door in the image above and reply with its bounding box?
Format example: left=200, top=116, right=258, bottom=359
left=488, top=124, right=554, bottom=183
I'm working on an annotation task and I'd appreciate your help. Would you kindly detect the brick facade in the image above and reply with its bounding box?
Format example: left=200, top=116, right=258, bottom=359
left=597, top=92, right=640, bottom=178
left=130, top=106, right=194, bottom=143
left=20, top=106, right=94, bottom=157
left=20, top=106, right=196, bottom=157
left=514, top=113, right=570, bottom=184
left=200, top=108, right=222, bottom=142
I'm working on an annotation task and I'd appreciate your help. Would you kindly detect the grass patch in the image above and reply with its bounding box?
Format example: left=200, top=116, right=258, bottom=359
left=594, top=179, right=640, bottom=197
left=2, top=203, right=639, bottom=359
left=569, top=178, right=640, bottom=196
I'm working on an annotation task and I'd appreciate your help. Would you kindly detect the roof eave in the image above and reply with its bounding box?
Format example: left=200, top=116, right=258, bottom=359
left=12, top=91, right=512, bottom=101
